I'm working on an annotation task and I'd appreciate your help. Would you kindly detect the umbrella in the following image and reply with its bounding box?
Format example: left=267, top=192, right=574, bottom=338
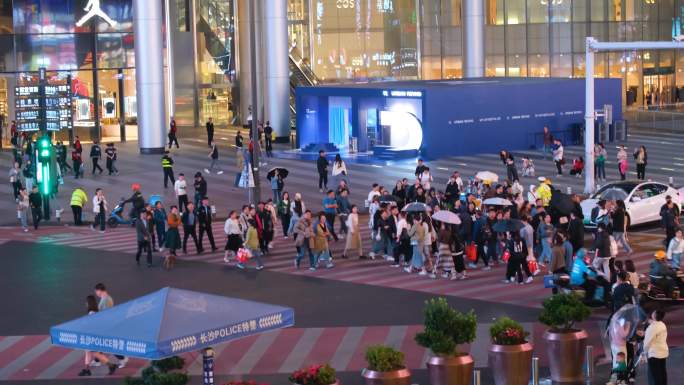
left=266, top=167, right=289, bottom=180
left=50, top=287, right=295, bottom=359
left=431, top=210, right=462, bottom=225
left=482, top=197, right=513, bottom=206
left=475, top=171, right=499, bottom=183
left=492, top=219, right=525, bottom=233
left=402, top=202, right=430, bottom=213
left=548, top=189, right=577, bottom=216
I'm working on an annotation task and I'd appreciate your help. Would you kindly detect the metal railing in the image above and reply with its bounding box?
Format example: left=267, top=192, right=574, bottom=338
left=625, top=107, right=684, bottom=133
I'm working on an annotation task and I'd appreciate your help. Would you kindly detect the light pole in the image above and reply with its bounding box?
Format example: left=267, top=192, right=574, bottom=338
left=248, top=0, right=261, bottom=205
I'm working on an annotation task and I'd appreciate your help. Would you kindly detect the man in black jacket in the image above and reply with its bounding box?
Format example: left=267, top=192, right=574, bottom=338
left=181, top=202, right=200, bottom=254
left=193, top=172, right=207, bottom=207
left=197, top=197, right=217, bottom=252
left=660, top=195, right=680, bottom=247
left=28, top=185, right=42, bottom=230
left=567, top=211, right=585, bottom=253
left=316, top=150, right=329, bottom=192
left=206, top=118, right=214, bottom=147
left=90, top=141, right=103, bottom=175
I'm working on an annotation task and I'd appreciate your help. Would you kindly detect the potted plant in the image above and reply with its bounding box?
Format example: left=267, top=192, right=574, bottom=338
left=415, top=297, right=477, bottom=385
left=538, top=293, right=591, bottom=383
left=124, top=356, right=187, bottom=385
left=488, top=317, right=532, bottom=385
left=289, top=363, right=339, bottom=385
left=362, top=345, right=412, bottom=385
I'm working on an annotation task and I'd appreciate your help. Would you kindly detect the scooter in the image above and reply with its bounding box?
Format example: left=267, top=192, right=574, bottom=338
left=107, top=198, right=137, bottom=228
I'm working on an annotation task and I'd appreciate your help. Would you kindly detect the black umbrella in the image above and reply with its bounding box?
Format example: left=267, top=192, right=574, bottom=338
left=266, top=167, right=289, bottom=180
left=492, top=219, right=525, bottom=233
left=402, top=202, right=430, bottom=213
left=548, top=189, right=575, bottom=216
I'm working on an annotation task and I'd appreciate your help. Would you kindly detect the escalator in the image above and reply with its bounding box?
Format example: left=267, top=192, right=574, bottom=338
left=288, top=49, right=319, bottom=126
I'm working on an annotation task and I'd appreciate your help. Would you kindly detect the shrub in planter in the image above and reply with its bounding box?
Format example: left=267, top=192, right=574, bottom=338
left=124, top=356, right=188, bottom=385
left=288, top=363, right=337, bottom=385
left=488, top=317, right=533, bottom=385
left=365, top=345, right=405, bottom=372
left=538, top=293, right=592, bottom=383
left=489, top=317, right=529, bottom=345
left=362, top=345, right=411, bottom=385
left=415, top=297, right=477, bottom=356
left=415, top=297, right=477, bottom=385
left=538, top=293, right=591, bottom=332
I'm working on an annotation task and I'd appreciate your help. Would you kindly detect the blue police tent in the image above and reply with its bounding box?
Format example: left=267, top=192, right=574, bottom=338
left=49, top=287, right=295, bottom=360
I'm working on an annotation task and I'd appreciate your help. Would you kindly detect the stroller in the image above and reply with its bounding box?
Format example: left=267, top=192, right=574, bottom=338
left=602, top=304, right=647, bottom=384
left=521, top=157, right=535, bottom=177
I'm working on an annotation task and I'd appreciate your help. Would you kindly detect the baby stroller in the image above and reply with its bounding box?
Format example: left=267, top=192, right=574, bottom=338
left=602, top=304, right=646, bottom=384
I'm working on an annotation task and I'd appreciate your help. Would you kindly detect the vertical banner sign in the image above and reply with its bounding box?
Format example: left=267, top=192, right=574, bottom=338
left=202, top=348, right=214, bottom=385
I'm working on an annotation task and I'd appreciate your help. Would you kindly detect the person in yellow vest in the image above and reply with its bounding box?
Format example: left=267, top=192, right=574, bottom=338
left=161, top=151, right=175, bottom=189
left=537, top=177, right=552, bottom=207
left=70, top=187, right=88, bottom=226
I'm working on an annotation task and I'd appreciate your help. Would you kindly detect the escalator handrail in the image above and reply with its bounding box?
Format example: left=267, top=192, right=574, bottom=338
left=289, top=54, right=319, bottom=86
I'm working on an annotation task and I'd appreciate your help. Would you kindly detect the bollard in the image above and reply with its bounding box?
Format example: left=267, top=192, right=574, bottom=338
left=473, top=369, right=480, bottom=385
left=669, top=176, right=674, bottom=186
left=531, top=356, right=540, bottom=385
left=566, top=186, right=572, bottom=194
left=585, top=345, right=594, bottom=379
left=203, top=347, right=214, bottom=385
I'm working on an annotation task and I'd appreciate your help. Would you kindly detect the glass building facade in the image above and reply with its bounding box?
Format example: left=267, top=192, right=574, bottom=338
left=0, top=0, right=681, bottom=146
left=290, top=0, right=684, bottom=107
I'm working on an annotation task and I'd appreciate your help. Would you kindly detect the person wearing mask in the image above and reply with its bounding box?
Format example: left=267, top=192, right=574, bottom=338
left=28, top=185, right=42, bottom=230
left=193, top=172, right=207, bottom=208
left=294, top=210, right=315, bottom=270
left=642, top=309, right=669, bottom=385
left=223, top=210, right=243, bottom=262
left=181, top=202, right=200, bottom=254
left=322, top=190, right=339, bottom=241
left=277, top=192, right=292, bottom=239
left=153, top=202, right=167, bottom=252
left=666, top=228, right=684, bottom=270
left=316, top=150, right=329, bottom=193
left=90, top=142, right=103, bottom=175
left=205, top=117, right=214, bottom=147
left=135, top=210, right=153, bottom=267
left=634, top=145, right=647, bottom=180
left=197, top=196, right=217, bottom=253
left=91, top=188, right=107, bottom=233
left=168, top=117, right=179, bottom=148
left=660, top=195, right=680, bottom=247
left=77, top=295, right=117, bottom=376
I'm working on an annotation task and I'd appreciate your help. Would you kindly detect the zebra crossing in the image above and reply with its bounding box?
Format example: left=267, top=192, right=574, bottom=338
left=1, top=214, right=666, bottom=311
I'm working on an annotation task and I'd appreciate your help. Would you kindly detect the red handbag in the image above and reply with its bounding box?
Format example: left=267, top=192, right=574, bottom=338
left=502, top=250, right=511, bottom=263
left=527, top=259, right=539, bottom=274
left=466, top=243, right=477, bottom=262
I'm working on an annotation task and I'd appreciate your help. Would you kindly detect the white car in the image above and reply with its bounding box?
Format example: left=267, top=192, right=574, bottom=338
left=581, top=181, right=681, bottom=228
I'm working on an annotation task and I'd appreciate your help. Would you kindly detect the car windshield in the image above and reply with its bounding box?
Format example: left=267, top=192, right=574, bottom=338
left=592, top=183, right=636, bottom=201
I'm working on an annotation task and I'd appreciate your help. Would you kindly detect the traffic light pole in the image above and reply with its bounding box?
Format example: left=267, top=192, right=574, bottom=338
left=37, top=67, right=54, bottom=220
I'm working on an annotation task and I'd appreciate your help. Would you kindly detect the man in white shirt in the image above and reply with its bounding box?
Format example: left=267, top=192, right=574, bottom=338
left=174, top=173, right=188, bottom=212
left=643, top=309, right=668, bottom=385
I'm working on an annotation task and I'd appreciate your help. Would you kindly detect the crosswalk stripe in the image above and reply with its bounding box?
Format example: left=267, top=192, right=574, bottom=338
left=0, top=337, right=52, bottom=380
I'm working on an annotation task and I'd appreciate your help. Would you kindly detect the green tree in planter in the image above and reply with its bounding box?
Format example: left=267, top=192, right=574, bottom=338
left=538, top=293, right=591, bottom=332
left=415, top=297, right=477, bottom=356
left=124, top=356, right=188, bottom=385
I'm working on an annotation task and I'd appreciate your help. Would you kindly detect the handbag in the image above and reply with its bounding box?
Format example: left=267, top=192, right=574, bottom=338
left=236, top=248, right=252, bottom=263
left=465, top=243, right=477, bottom=262
left=502, top=250, right=511, bottom=263
left=528, top=259, right=539, bottom=275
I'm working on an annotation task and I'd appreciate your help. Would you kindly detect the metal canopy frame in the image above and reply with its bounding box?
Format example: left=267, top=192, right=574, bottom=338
left=584, top=37, right=684, bottom=193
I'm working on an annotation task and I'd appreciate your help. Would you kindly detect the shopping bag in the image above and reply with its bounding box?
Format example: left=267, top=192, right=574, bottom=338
left=502, top=250, right=511, bottom=263
left=527, top=259, right=539, bottom=275
left=465, top=243, right=477, bottom=262
left=236, top=248, right=252, bottom=263
left=543, top=275, right=556, bottom=288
